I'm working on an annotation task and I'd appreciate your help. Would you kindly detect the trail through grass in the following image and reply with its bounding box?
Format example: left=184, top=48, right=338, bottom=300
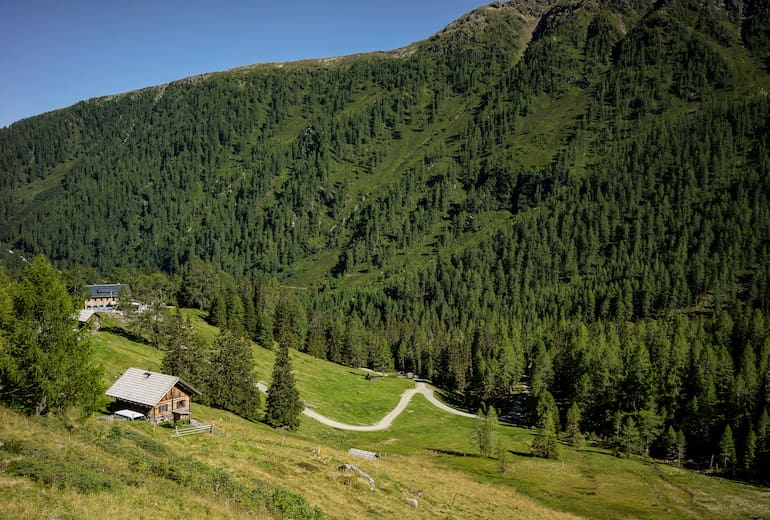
left=76, top=309, right=770, bottom=519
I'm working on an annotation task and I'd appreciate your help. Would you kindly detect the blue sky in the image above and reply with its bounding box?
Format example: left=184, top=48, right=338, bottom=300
left=1, top=0, right=485, bottom=128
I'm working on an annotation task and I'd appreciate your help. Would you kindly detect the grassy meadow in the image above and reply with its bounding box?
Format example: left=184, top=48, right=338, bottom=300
left=2, top=309, right=769, bottom=519
left=180, top=308, right=415, bottom=424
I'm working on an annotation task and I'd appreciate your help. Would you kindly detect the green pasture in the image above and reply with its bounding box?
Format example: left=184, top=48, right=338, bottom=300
left=84, top=309, right=770, bottom=520
left=92, top=329, right=162, bottom=383
left=91, top=310, right=412, bottom=425
left=300, top=395, right=770, bottom=519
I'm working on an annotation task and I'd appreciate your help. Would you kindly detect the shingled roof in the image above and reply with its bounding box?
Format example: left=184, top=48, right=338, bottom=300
left=86, top=283, right=131, bottom=299
left=106, top=367, right=201, bottom=408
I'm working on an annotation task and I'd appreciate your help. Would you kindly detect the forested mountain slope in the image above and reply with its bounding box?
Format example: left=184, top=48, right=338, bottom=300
left=2, top=0, right=770, bottom=476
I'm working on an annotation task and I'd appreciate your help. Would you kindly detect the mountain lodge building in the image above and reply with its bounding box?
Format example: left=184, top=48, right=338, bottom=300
left=106, top=367, right=201, bottom=423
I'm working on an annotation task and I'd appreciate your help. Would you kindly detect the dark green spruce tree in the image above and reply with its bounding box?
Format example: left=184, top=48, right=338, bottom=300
left=263, top=343, right=302, bottom=430
left=207, top=330, right=261, bottom=420
left=160, top=311, right=209, bottom=397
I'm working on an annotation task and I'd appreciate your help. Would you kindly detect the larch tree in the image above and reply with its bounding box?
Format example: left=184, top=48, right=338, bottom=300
left=472, top=404, right=498, bottom=458
left=180, top=259, right=218, bottom=310
left=0, top=256, right=103, bottom=415
left=565, top=401, right=584, bottom=447
left=130, top=271, right=177, bottom=350
left=719, top=424, right=737, bottom=473
left=532, top=387, right=560, bottom=460
left=614, top=415, right=641, bottom=457
left=532, top=411, right=560, bottom=459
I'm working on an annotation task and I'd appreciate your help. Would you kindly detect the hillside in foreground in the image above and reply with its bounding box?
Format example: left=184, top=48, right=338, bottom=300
left=3, top=318, right=770, bottom=519
left=1, top=0, right=770, bottom=511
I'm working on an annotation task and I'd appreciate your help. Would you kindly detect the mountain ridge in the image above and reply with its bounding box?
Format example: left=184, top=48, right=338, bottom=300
left=1, top=0, right=768, bottom=289
left=59, top=3, right=534, bottom=113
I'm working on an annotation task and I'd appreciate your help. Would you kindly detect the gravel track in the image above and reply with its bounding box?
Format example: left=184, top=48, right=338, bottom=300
left=257, top=381, right=477, bottom=431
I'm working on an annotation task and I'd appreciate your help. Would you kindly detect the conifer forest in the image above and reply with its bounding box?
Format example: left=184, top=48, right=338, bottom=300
left=2, top=0, right=770, bottom=480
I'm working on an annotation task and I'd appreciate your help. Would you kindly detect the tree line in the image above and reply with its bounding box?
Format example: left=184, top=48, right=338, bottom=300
left=0, top=256, right=302, bottom=430
left=0, top=0, right=769, bottom=479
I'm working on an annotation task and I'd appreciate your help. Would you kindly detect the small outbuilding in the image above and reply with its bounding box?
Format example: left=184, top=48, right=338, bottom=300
left=77, top=309, right=101, bottom=330
left=106, top=367, right=201, bottom=423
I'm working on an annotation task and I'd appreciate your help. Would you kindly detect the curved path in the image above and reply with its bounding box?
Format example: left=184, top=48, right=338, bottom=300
left=257, top=381, right=476, bottom=431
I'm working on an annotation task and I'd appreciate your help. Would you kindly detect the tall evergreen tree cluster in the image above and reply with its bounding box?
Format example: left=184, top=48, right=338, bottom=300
left=207, top=331, right=263, bottom=421
left=158, top=313, right=263, bottom=422
left=0, top=0, right=769, bottom=479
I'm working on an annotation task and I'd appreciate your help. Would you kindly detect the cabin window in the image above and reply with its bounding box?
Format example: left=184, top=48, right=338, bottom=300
left=159, top=404, right=169, bottom=412
left=176, top=400, right=186, bottom=408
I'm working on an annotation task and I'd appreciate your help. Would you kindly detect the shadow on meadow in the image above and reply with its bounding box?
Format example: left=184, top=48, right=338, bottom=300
left=432, top=387, right=475, bottom=413
left=100, top=325, right=151, bottom=346
left=427, top=448, right=482, bottom=458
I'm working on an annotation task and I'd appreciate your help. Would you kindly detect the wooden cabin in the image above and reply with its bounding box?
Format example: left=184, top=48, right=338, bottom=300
left=106, top=367, right=201, bottom=423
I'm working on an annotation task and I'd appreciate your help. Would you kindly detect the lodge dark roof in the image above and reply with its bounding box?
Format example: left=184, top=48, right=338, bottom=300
left=106, top=368, right=201, bottom=408
left=86, top=284, right=131, bottom=299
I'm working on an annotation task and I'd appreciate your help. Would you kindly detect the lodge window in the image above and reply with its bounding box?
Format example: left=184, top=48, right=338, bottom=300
left=176, top=400, right=186, bottom=409
left=159, top=404, right=169, bottom=412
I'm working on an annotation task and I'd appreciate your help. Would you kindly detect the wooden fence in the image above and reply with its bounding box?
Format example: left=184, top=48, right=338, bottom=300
left=174, top=424, right=213, bottom=436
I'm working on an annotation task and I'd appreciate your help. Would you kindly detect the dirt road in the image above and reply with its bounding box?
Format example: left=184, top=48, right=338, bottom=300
left=257, top=380, right=476, bottom=431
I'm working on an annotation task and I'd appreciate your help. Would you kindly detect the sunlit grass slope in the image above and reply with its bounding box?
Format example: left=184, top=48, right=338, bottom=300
left=3, top=390, right=767, bottom=519
left=70, top=310, right=770, bottom=519
left=95, top=309, right=413, bottom=424
left=0, top=406, right=319, bottom=519
left=299, top=395, right=770, bottom=519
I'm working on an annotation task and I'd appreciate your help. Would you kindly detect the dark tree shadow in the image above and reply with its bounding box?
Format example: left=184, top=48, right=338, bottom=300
left=433, top=388, right=473, bottom=413
left=100, top=325, right=150, bottom=346
left=427, top=448, right=480, bottom=458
